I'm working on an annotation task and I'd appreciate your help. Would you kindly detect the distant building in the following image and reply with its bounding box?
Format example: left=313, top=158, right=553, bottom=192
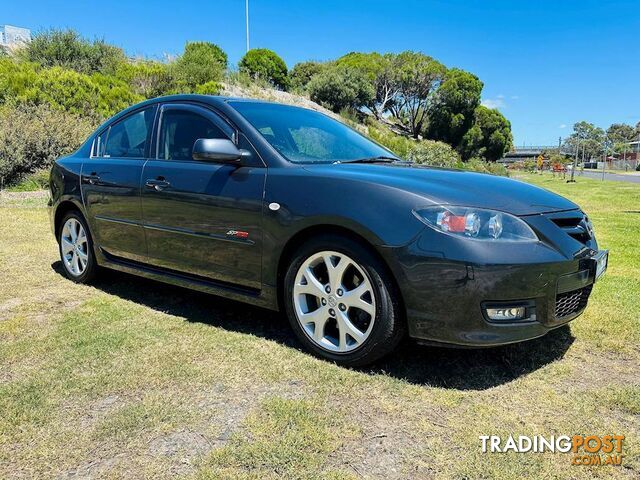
left=0, top=24, right=31, bottom=49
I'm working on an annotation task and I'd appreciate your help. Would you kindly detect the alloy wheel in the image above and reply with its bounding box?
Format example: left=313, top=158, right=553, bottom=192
left=293, top=251, right=376, bottom=353
left=60, top=218, right=89, bottom=276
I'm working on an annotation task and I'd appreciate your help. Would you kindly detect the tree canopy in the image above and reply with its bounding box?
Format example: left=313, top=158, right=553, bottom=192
left=239, top=48, right=289, bottom=90
left=172, top=42, right=227, bottom=90
left=289, top=61, right=325, bottom=91
left=459, top=105, right=513, bottom=161
left=308, top=66, right=374, bottom=113
left=391, top=51, right=447, bottom=138
left=424, top=68, right=483, bottom=148
left=564, top=121, right=605, bottom=160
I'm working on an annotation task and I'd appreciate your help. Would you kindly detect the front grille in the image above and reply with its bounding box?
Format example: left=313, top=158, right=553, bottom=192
left=548, top=212, right=592, bottom=244
left=555, top=285, right=593, bottom=319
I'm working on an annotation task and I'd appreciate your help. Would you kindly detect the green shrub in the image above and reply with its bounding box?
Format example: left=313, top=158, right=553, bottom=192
left=239, top=49, right=289, bottom=90
left=0, top=103, right=96, bottom=186
left=116, top=60, right=175, bottom=98
left=172, top=42, right=227, bottom=91
left=0, top=58, right=39, bottom=104
left=0, top=58, right=141, bottom=119
left=20, top=29, right=126, bottom=75
left=194, top=81, right=223, bottom=95
left=464, top=157, right=508, bottom=176
left=289, top=61, right=325, bottom=91
left=308, top=66, right=374, bottom=113
left=366, top=122, right=416, bottom=158
left=407, top=140, right=463, bottom=168
left=90, top=73, right=143, bottom=117
left=523, top=159, right=536, bottom=172
left=33, top=67, right=101, bottom=116
left=6, top=169, right=50, bottom=191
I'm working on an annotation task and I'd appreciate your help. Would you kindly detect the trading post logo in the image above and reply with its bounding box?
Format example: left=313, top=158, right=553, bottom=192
left=480, top=434, right=625, bottom=466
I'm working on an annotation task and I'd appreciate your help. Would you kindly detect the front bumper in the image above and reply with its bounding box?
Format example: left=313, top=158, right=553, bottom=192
left=382, top=233, right=606, bottom=347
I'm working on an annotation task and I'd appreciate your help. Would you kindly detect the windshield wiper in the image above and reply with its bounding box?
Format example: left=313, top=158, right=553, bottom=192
left=333, top=156, right=400, bottom=164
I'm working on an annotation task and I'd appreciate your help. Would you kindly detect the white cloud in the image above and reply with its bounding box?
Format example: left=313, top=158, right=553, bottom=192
left=510, top=95, right=519, bottom=100
left=559, top=124, right=567, bottom=129
left=497, top=94, right=505, bottom=99
left=481, top=98, right=506, bottom=110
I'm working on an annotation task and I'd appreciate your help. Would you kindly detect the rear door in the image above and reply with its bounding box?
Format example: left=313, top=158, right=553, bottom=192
left=82, top=105, right=157, bottom=262
left=141, top=103, right=266, bottom=289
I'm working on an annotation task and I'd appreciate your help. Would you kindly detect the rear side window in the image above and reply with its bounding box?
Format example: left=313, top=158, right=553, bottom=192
left=103, top=107, right=156, bottom=158
left=159, top=109, right=228, bottom=161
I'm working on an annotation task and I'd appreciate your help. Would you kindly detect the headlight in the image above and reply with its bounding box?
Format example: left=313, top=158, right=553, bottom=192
left=414, top=206, right=538, bottom=242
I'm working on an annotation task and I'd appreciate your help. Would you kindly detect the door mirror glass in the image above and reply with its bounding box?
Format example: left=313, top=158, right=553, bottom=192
left=192, top=138, right=247, bottom=163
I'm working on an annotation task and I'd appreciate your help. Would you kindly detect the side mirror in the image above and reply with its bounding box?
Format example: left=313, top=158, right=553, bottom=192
left=192, top=138, right=250, bottom=163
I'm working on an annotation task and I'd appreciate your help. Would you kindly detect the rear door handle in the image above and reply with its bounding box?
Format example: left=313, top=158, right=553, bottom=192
left=84, top=173, right=101, bottom=184
left=145, top=178, right=171, bottom=191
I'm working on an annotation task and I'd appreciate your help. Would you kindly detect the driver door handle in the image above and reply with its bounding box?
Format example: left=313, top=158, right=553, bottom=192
left=145, top=177, right=171, bottom=191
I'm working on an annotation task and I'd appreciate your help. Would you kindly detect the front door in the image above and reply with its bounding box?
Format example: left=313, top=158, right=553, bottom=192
left=82, top=105, right=157, bottom=262
left=141, top=103, right=266, bottom=290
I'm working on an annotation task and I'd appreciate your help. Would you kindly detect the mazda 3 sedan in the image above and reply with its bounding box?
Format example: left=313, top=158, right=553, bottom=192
left=49, top=95, right=608, bottom=366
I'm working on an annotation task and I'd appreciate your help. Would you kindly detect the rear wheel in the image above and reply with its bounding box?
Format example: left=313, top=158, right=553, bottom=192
left=58, top=211, right=98, bottom=283
left=284, top=235, right=404, bottom=366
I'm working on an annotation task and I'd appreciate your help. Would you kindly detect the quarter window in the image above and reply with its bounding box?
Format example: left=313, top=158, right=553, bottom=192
left=159, top=109, right=228, bottom=161
left=103, top=107, right=155, bottom=158
left=93, top=130, right=107, bottom=157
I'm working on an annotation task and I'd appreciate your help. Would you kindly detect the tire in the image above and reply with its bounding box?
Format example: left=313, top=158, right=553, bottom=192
left=283, top=234, right=404, bottom=366
left=58, top=210, right=98, bottom=283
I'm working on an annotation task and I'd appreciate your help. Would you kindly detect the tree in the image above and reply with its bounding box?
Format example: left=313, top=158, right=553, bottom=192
left=459, top=105, right=512, bottom=161
left=239, top=49, right=288, bottom=90
left=607, top=123, right=635, bottom=144
left=388, top=51, right=446, bottom=138
left=424, top=68, right=483, bottom=148
left=336, top=52, right=399, bottom=119
left=289, top=61, right=325, bottom=91
left=172, top=42, right=227, bottom=91
left=20, top=29, right=125, bottom=75
left=308, top=66, right=374, bottom=113
left=606, top=123, right=636, bottom=155
left=564, top=121, right=605, bottom=160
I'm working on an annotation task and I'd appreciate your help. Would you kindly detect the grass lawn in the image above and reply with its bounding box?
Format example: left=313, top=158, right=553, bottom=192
left=0, top=174, right=638, bottom=479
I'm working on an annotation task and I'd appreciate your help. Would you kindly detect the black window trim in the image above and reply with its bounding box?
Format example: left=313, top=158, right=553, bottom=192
left=154, top=103, right=237, bottom=162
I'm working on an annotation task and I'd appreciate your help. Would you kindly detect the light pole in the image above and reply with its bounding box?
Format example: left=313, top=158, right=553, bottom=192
left=245, top=0, right=250, bottom=53
left=602, top=136, right=608, bottom=181
left=569, top=141, right=578, bottom=182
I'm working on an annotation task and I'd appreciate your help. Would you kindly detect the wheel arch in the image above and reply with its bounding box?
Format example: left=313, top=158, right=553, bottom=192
left=275, top=224, right=406, bottom=317
left=53, top=200, right=86, bottom=240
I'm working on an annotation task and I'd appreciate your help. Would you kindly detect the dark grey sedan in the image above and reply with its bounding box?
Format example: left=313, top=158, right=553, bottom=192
left=49, top=95, right=608, bottom=366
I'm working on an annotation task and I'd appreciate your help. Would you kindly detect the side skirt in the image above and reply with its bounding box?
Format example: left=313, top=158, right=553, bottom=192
left=96, top=249, right=279, bottom=311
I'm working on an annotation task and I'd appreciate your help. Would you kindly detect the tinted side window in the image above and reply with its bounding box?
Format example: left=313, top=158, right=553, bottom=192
left=159, top=110, right=228, bottom=161
left=104, top=107, right=155, bottom=158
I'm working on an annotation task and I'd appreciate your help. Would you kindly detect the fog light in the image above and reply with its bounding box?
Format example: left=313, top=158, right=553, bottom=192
left=486, top=306, right=527, bottom=321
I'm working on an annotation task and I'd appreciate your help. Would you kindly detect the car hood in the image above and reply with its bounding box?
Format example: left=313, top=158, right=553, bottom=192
left=303, top=163, right=578, bottom=216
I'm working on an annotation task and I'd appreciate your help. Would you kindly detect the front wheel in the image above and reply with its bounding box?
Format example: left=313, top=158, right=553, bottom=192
left=283, top=235, right=404, bottom=367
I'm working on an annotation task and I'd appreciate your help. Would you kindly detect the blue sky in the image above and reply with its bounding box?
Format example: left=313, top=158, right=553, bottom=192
left=4, top=0, right=639, bottom=145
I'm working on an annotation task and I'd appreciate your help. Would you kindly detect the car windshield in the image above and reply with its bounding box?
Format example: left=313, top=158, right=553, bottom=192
left=230, top=101, right=396, bottom=164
